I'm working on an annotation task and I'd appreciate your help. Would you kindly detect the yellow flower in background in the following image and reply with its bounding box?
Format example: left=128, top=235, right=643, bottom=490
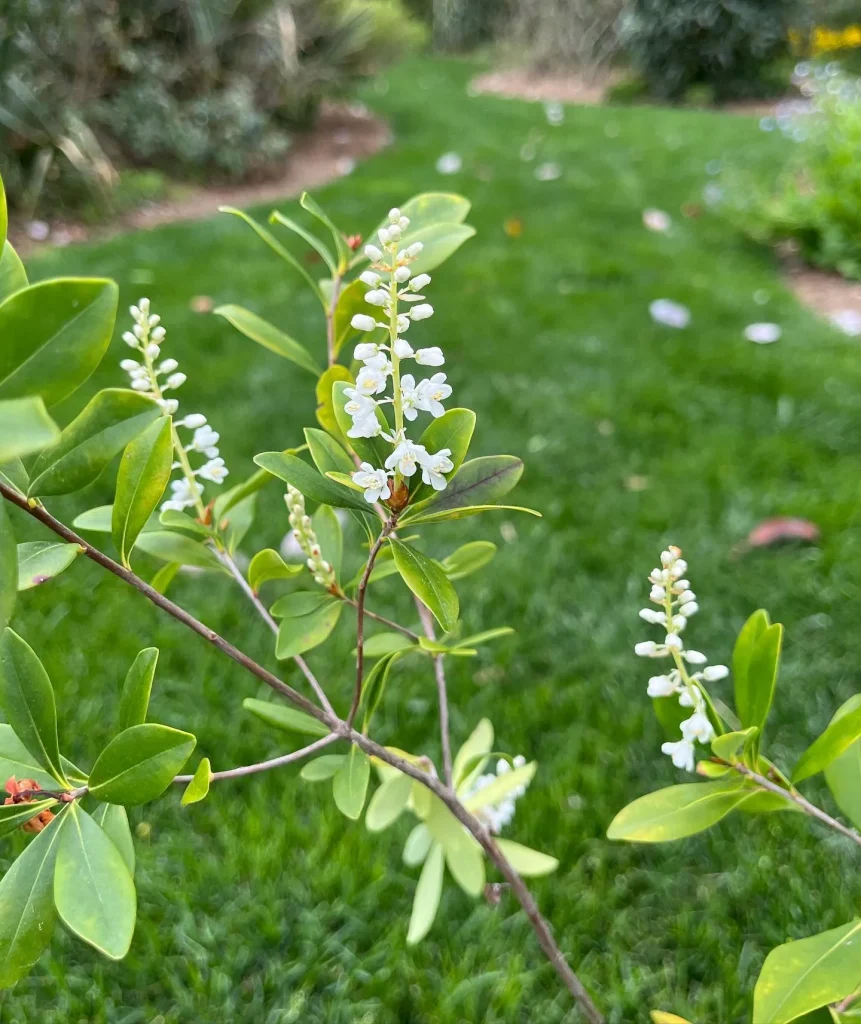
left=801, top=23, right=861, bottom=55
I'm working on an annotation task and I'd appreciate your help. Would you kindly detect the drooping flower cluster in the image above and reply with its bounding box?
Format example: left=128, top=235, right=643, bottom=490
left=119, top=299, right=228, bottom=514
left=634, top=546, right=728, bottom=773
left=347, top=208, right=456, bottom=504
left=285, top=485, right=336, bottom=590
left=464, top=756, right=529, bottom=834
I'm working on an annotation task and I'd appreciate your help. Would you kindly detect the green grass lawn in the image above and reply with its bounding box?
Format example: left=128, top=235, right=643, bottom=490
left=6, top=56, right=861, bottom=1023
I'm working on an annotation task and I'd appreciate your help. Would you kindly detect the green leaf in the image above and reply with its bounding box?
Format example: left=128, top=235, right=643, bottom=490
left=270, top=591, right=332, bottom=618
left=88, top=724, right=196, bottom=806
left=733, top=609, right=770, bottom=720
left=711, top=727, right=758, bottom=763
left=0, top=179, right=5, bottom=243
left=213, top=305, right=320, bottom=376
left=54, top=804, right=136, bottom=960
left=463, top=762, right=536, bottom=813
left=158, top=510, right=211, bottom=538
left=794, top=701, right=861, bottom=783
left=360, top=651, right=406, bottom=725
left=0, top=724, right=61, bottom=790
left=219, top=207, right=323, bottom=303
left=826, top=695, right=861, bottom=829
left=0, top=242, right=27, bottom=303
left=441, top=541, right=496, bottom=581
left=0, top=502, right=16, bottom=633
left=365, top=771, right=412, bottom=832
left=393, top=193, right=471, bottom=236
left=0, top=458, right=28, bottom=495
left=300, top=755, right=345, bottom=781
left=299, top=192, right=350, bottom=268
left=28, top=390, right=161, bottom=497
left=331, top=278, right=377, bottom=355
left=606, top=780, right=752, bottom=843
left=91, top=803, right=135, bottom=875
left=411, top=409, right=475, bottom=502
left=407, top=842, right=444, bottom=945
left=0, top=629, right=65, bottom=785
left=753, top=920, right=861, bottom=1024
left=118, top=648, right=157, bottom=730
left=149, top=561, right=180, bottom=595
left=331, top=381, right=391, bottom=469
left=403, top=823, right=433, bottom=867
left=305, top=427, right=354, bottom=477
left=253, top=452, right=371, bottom=513
left=218, top=492, right=257, bottom=554
left=313, top=504, right=343, bottom=577
left=111, top=417, right=174, bottom=567
left=0, top=799, right=58, bottom=838
left=0, top=397, right=59, bottom=462
left=390, top=539, right=459, bottom=632
left=182, top=758, right=211, bottom=806
left=269, top=210, right=336, bottom=274
left=275, top=600, right=343, bottom=659
left=495, top=838, right=559, bottom=877
left=315, top=365, right=353, bottom=436
left=403, top=222, right=476, bottom=275
left=134, top=531, right=224, bottom=572
left=363, top=632, right=416, bottom=658
left=407, top=504, right=540, bottom=526
left=16, top=542, right=79, bottom=591
left=247, top=549, right=303, bottom=592
left=737, top=621, right=783, bottom=733
left=452, top=626, right=514, bottom=650
left=425, top=797, right=484, bottom=897
left=332, top=746, right=370, bottom=820
left=404, top=456, right=525, bottom=522
left=73, top=504, right=156, bottom=534
left=242, top=698, right=329, bottom=738
left=0, top=278, right=118, bottom=407
left=453, top=719, right=494, bottom=790
left=213, top=467, right=275, bottom=521
left=0, top=806, right=68, bottom=989
left=650, top=1014, right=695, bottom=1024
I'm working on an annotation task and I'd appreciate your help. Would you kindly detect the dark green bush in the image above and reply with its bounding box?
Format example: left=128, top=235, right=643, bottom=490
left=620, top=0, right=800, bottom=101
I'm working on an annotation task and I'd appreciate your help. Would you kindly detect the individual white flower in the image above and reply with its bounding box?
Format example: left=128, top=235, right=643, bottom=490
left=415, top=347, right=444, bottom=366
left=664, top=633, right=683, bottom=651
left=410, top=303, right=434, bottom=321
left=681, top=711, right=715, bottom=745
left=344, top=386, right=377, bottom=419
left=190, top=425, right=220, bottom=456
left=355, top=365, right=390, bottom=396
left=400, top=374, right=420, bottom=420
left=405, top=242, right=423, bottom=258
left=351, top=314, right=377, bottom=332
left=364, top=244, right=382, bottom=262
left=393, top=337, right=414, bottom=359
left=354, top=342, right=383, bottom=362
left=420, top=448, right=453, bottom=490
left=165, top=372, right=187, bottom=390
left=394, top=266, right=411, bottom=283
left=352, top=463, right=391, bottom=504
left=364, top=289, right=389, bottom=307
left=161, top=476, right=201, bottom=512
left=158, top=398, right=179, bottom=415
left=348, top=415, right=382, bottom=439
left=415, top=373, right=452, bottom=417
left=635, top=641, right=658, bottom=657
left=197, top=457, right=229, bottom=484
left=385, top=439, right=427, bottom=477
left=702, top=665, right=729, bottom=682
left=360, top=271, right=381, bottom=287
left=180, top=413, right=207, bottom=429
left=410, top=273, right=431, bottom=291
left=647, top=675, right=678, bottom=698
left=650, top=584, right=666, bottom=602
left=683, top=650, right=707, bottom=664
left=159, top=358, right=179, bottom=374
left=396, top=313, right=411, bottom=333
left=661, top=739, right=695, bottom=773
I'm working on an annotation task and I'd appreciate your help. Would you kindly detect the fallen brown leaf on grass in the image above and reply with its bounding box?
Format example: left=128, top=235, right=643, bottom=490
left=735, top=516, right=820, bottom=556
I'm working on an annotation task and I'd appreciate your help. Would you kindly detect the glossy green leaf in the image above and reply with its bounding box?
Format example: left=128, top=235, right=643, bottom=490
left=253, top=452, right=371, bottom=513
left=0, top=242, right=27, bottom=304
left=54, top=805, right=136, bottom=960
left=305, top=427, right=354, bottom=477
left=738, top=620, right=783, bottom=733
left=214, top=304, right=320, bottom=376
left=118, top=648, right=157, bottom=730
left=315, top=365, right=352, bottom=436
left=495, top=838, right=559, bottom=877
left=300, top=754, right=345, bottom=781
left=73, top=504, right=157, bottom=534
left=135, top=531, right=224, bottom=571
left=453, top=719, right=494, bottom=790
left=464, top=762, right=536, bottom=813
left=405, top=222, right=476, bottom=275
left=158, top=510, right=211, bottom=537
left=0, top=502, right=16, bottom=633
left=0, top=458, right=27, bottom=495
left=0, top=278, right=118, bottom=407
left=332, top=278, right=377, bottom=355
left=363, top=632, right=416, bottom=657
left=607, top=780, right=753, bottom=842
left=711, top=727, right=758, bottom=763
left=182, top=758, right=211, bottom=806
left=403, top=823, right=433, bottom=867
left=16, top=542, right=79, bottom=591
left=313, top=504, right=343, bottom=577
left=407, top=842, right=444, bottom=945
left=794, top=703, right=861, bottom=783
left=218, top=491, right=256, bottom=554
left=112, top=417, right=173, bottom=568
left=404, top=456, right=524, bottom=522
left=0, top=397, right=58, bottom=462
left=213, top=467, right=275, bottom=521
left=441, top=541, right=496, bottom=581
left=825, top=695, right=861, bottom=830
left=408, top=503, right=540, bottom=526
left=0, top=799, right=58, bottom=838
left=365, top=771, right=413, bottom=832
left=0, top=724, right=59, bottom=790
left=753, top=920, right=861, bottom=1024
left=28, top=390, right=160, bottom=497
left=247, top=549, right=303, bottom=592
left=360, top=651, right=405, bottom=725
left=395, top=193, right=471, bottom=235
left=0, top=806, right=68, bottom=989
left=452, top=626, right=514, bottom=650
left=733, top=609, right=770, bottom=723
left=331, top=381, right=391, bottom=469
left=149, top=561, right=180, bottom=595
left=412, top=409, right=476, bottom=502
left=269, top=210, right=336, bottom=274
left=88, top=724, right=196, bottom=806
left=299, top=191, right=350, bottom=268
left=270, top=591, right=332, bottom=618
left=0, top=179, right=5, bottom=243
left=0, top=629, right=65, bottom=785
left=390, top=539, right=458, bottom=632
left=92, top=803, right=135, bottom=875
left=333, top=746, right=370, bottom=820
left=275, top=600, right=343, bottom=659
left=242, top=698, right=329, bottom=738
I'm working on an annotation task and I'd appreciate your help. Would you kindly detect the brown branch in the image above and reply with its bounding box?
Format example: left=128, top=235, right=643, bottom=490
left=415, top=599, right=453, bottom=787
left=1, top=484, right=604, bottom=1023
left=174, top=733, right=339, bottom=784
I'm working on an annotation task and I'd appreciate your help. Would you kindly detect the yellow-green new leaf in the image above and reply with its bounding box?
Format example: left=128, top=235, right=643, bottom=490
left=247, top=549, right=303, bottom=592
left=118, top=648, right=158, bottom=730
left=651, top=1013, right=695, bottom=1024
left=135, top=531, right=224, bottom=572
left=0, top=397, right=58, bottom=462
left=88, top=724, right=196, bottom=806
left=333, top=747, right=370, bottom=820
left=275, top=600, right=343, bottom=660
left=442, top=541, right=496, bottom=581
left=0, top=241, right=27, bottom=303
left=607, top=780, right=752, bottom=843
left=214, top=305, right=320, bottom=376
left=794, top=703, right=861, bottom=783
left=495, top=839, right=559, bottom=877
left=365, top=771, right=412, bottom=832
left=463, top=761, right=536, bottom=813
left=243, top=698, right=329, bottom=738
left=300, top=755, right=345, bottom=781
left=182, top=758, right=211, bottom=806
left=403, top=823, right=433, bottom=867
left=825, top=695, right=861, bottom=829
left=390, top=539, right=458, bottom=632
left=54, top=805, right=136, bottom=960
left=407, top=842, right=444, bottom=945
left=112, top=417, right=173, bottom=568
left=16, top=542, right=79, bottom=591
left=453, top=718, right=494, bottom=789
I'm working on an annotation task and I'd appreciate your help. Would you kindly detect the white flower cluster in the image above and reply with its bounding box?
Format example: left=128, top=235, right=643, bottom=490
left=119, top=299, right=229, bottom=513
left=634, top=546, right=728, bottom=773
left=285, top=485, right=336, bottom=589
left=347, top=208, right=455, bottom=504
left=464, top=756, right=528, bottom=834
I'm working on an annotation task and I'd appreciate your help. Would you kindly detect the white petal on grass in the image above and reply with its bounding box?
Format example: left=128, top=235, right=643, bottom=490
left=534, top=162, right=561, bottom=182
left=436, top=152, right=462, bottom=175
left=649, top=299, right=691, bottom=329
left=830, top=309, right=861, bottom=336
left=744, top=322, right=782, bottom=344
left=642, top=208, right=671, bottom=232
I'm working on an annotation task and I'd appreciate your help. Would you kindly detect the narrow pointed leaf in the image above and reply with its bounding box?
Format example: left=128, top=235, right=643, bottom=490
left=495, top=839, right=559, bottom=877
left=16, top=542, right=79, bottom=591
left=214, top=305, right=320, bottom=375
left=118, top=648, right=158, bottom=730
left=0, top=799, right=58, bottom=838
left=607, top=780, right=752, bottom=842
left=401, top=222, right=475, bottom=275
left=794, top=703, right=861, bottom=783
left=92, top=803, right=135, bottom=875
left=362, top=632, right=416, bottom=657
left=733, top=609, right=770, bottom=723
left=313, top=504, right=343, bottom=577
left=407, top=842, right=444, bottom=945
left=408, top=503, right=540, bottom=526
left=453, top=719, right=494, bottom=789
left=253, top=452, right=371, bottom=512
left=243, top=698, right=329, bottom=738
left=305, top=427, right=354, bottom=477
left=181, top=758, right=211, bottom=806
left=112, top=417, right=173, bottom=568
left=0, top=724, right=59, bottom=790
left=333, top=747, right=370, bottom=820
left=825, top=695, right=861, bottom=829
left=0, top=242, right=27, bottom=303
left=0, top=397, right=58, bottom=462
left=390, top=539, right=458, bottom=632
left=134, top=531, right=224, bottom=571
left=404, top=456, right=524, bottom=521
left=269, top=211, right=336, bottom=273
left=463, top=762, right=536, bottom=813
left=88, top=724, right=196, bottom=806
left=299, top=192, right=350, bottom=267
left=54, top=805, right=136, bottom=960
left=737, top=621, right=783, bottom=731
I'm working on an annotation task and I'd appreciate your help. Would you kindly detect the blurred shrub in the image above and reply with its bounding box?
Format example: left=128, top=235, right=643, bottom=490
left=724, top=66, right=861, bottom=279
left=619, top=0, right=800, bottom=101
left=0, top=0, right=423, bottom=217
left=503, top=0, right=623, bottom=73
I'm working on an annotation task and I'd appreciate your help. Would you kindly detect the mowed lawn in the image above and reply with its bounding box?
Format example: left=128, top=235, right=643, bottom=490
left=6, top=57, right=861, bottom=1023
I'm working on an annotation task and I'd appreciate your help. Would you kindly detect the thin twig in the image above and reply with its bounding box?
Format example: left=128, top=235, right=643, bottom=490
left=416, top=600, right=453, bottom=787
left=347, top=519, right=395, bottom=728
left=174, top=733, right=339, bottom=784
left=835, top=989, right=861, bottom=1013
left=340, top=596, right=420, bottom=640
left=0, top=484, right=604, bottom=1024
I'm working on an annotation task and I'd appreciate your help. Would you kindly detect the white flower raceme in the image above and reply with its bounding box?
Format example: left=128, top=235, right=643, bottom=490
left=463, top=756, right=528, bottom=834
left=634, top=545, right=727, bottom=773
left=119, top=299, right=229, bottom=513
left=342, top=207, right=457, bottom=504
left=285, top=486, right=336, bottom=589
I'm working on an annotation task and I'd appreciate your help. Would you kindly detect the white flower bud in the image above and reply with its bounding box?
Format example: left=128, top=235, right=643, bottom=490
left=679, top=602, right=699, bottom=617
left=393, top=337, right=414, bottom=359
left=351, top=314, right=377, bottom=332
left=364, top=289, right=388, bottom=306
left=678, top=590, right=696, bottom=604
left=129, top=305, right=141, bottom=319
left=649, top=585, right=666, bottom=602
left=388, top=207, right=401, bottom=223
left=159, top=398, right=179, bottom=415
left=139, top=297, right=150, bottom=314
left=130, top=378, right=150, bottom=391
left=634, top=641, right=657, bottom=657
left=660, top=550, right=674, bottom=567
left=387, top=224, right=402, bottom=242
left=410, top=273, right=431, bottom=290
left=159, top=358, right=179, bottom=374
left=360, top=271, right=381, bottom=287
left=364, top=244, right=383, bottom=262
left=378, top=227, right=391, bottom=244
left=394, top=265, right=411, bottom=283
left=166, top=372, right=186, bottom=390
left=674, top=579, right=691, bottom=591
left=647, top=675, right=677, bottom=697
left=405, top=242, right=423, bottom=257
left=683, top=650, right=707, bottom=665
left=151, top=326, right=166, bottom=342
left=398, top=216, right=410, bottom=231
left=410, top=303, right=433, bottom=321
left=145, top=344, right=160, bottom=359
left=120, top=359, right=140, bottom=372
left=148, top=314, right=161, bottom=327
left=181, top=413, right=207, bottom=429
left=702, top=665, right=729, bottom=682
left=122, top=331, right=138, bottom=347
